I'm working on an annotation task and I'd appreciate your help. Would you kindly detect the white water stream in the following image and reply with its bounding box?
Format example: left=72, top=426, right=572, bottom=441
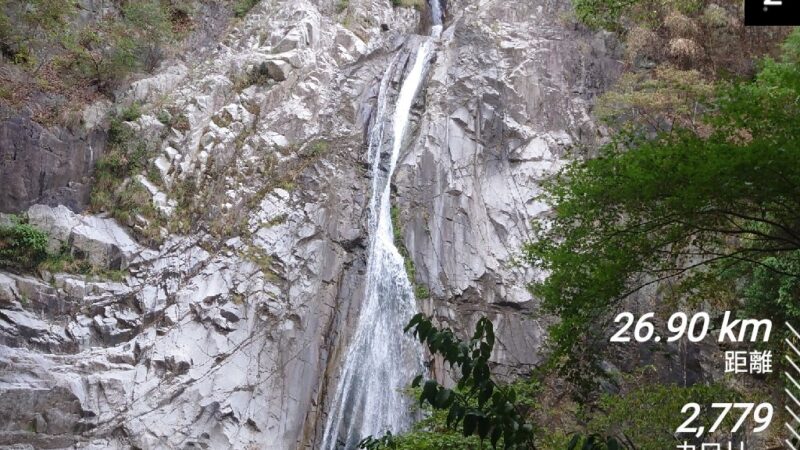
left=320, top=2, right=442, bottom=448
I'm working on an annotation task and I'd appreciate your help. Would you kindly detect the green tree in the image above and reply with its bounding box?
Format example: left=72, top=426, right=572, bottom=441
left=404, top=315, right=536, bottom=449
left=525, top=30, right=800, bottom=391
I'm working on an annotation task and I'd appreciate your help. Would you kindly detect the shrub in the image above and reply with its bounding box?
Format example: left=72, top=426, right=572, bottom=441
left=701, top=4, right=730, bottom=28
left=595, top=66, right=713, bottom=132
left=119, top=102, right=142, bottom=122
left=624, top=26, right=661, bottom=64
left=156, top=110, right=172, bottom=125
left=39, top=246, right=129, bottom=281
left=391, top=0, right=424, bottom=8
left=0, top=0, right=73, bottom=64
left=57, top=0, right=173, bottom=92
left=39, top=250, right=91, bottom=275
left=587, top=382, right=739, bottom=449
left=91, top=108, right=163, bottom=244
left=664, top=12, right=698, bottom=38
left=668, top=37, right=703, bottom=62
left=0, top=218, right=49, bottom=270
left=306, top=140, right=329, bottom=158
left=249, top=62, right=271, bottom=86
left=121, top=0, right=173, bottom=70
left=172, top=113, right=190, bottom=131
left=234, top=0, right=260, bottom=18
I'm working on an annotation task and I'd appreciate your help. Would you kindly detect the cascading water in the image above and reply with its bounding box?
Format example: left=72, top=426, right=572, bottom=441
left=430, top=0, right=444, bottom=36
left=320, top=2, right=442, bottom=449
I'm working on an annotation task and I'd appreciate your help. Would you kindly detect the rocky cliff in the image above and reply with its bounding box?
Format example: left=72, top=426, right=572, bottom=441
left=0, top=0, right=619, bottom=448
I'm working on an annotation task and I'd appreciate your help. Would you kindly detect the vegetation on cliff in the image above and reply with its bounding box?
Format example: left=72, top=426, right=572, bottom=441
left=0, top=215, right=127, bottom=281
left=0, top=216, right=48, bottom=270
left=0, top=0, right=197, bottom=123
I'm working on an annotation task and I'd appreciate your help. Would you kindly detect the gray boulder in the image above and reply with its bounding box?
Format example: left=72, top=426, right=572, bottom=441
left=27, top=205, right=143, bottom=269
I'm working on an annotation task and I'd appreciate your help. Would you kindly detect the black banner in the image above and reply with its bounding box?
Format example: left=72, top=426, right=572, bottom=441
left=745, top=0, right=800, bottom=25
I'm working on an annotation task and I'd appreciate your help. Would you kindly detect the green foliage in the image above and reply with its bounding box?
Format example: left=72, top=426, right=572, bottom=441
left=361, top=410, right=483, bottom=450
left=120, top=102, right=143, bottom=122
left=0, top=0, right=74, bottom=64
left=390, top=206, right=431, bottom=299
left=0, top=218, right=127, bottom=278
left=736, top=250, right=800, bottom=329
left=242, top=245, right=274, bottom=275
left=364, top=377, right=546, bottom=450
left=38, top=247, right=128, bottom=281
left=172, top=112, right=190, bottom=131
left=414, top=284, right=430, bottom=300
left=307, top=140, right=330, bottom=158
left=596, top=66, right=714, bottom=132
left=54, top=0, right=174, bottom=91
left=118, top=0, right=173, bottom=70
left=360, top=432, right=400, bottom=450
left=572, top=0, right=638, bottom=31
left=391, top=0, right=424, bottom=8
left=565, top=434, right=622, bottom=450
left=586, top=382, right=737, bottom=449
left=572, top=0, right=699, bottom=31
left=234, top=0, right=260, bottom=18
left=399, top=315, right=535, bottom=449
left=0, top=217, right=48, bottom=270
left=156, top=110, right=172, bottom=125
left=525, top=30, right=800, bottom=392
left=39, top=250, right=91, bottom=275
left=90, top=109, right=163, bottom=243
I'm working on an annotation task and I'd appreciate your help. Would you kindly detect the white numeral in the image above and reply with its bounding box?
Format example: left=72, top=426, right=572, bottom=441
left=677, top=402, right=773, bottom=436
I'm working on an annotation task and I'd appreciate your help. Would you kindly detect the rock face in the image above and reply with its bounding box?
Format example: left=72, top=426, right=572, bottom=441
left=0, top=115, right=107, bottom=213
left=26, top=205, right=146, bottom=269
left=395, top=0, right=619, bottom=381
left=0, top=0, right=619, bottom=448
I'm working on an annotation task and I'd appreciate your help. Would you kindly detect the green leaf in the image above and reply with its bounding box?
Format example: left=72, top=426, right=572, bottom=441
left=403, top=313, right=424, bottom=332
left=480, top=341, right=491, bottom=358
left=567, top=434, right=581, bottom=450
left=463, top=413, right=479, bottom=437
left=477, top=383, right=494, bottom=406
left=491, top=426, right=503, bottom=448
left=446, top=403, right=462, bottom=428
left=478, top=417, right=492, bottom=440
left=421, top=380, right=437, bottom=406
left=434, top=388, right=453, bottom=408
left=507, top=388, right=517, bottom=404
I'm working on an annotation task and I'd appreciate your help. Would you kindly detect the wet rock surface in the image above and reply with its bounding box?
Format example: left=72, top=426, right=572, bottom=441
left=0, top=0, right=619, bottom=448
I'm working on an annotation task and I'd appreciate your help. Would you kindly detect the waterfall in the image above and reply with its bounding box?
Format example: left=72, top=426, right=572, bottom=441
left=430, top=0, right=444, bottom=37
left=320, top=2, right=442, bottom=449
